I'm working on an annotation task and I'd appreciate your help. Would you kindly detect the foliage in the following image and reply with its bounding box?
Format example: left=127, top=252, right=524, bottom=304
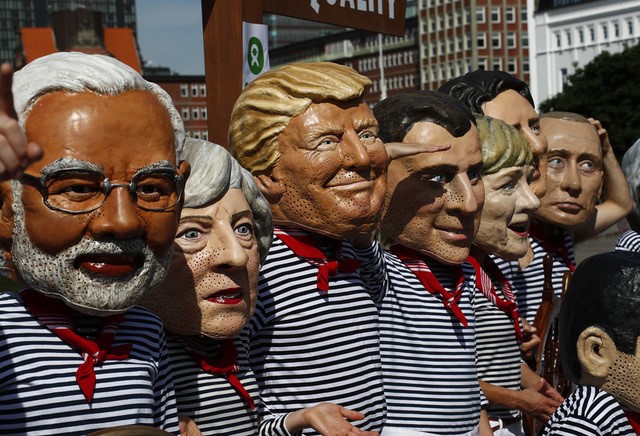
left=539, top=42, right=640, bottom=158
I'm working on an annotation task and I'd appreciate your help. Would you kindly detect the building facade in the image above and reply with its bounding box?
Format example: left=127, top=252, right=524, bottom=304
left=146, top=75, right=209, bottom=142
left=419, top=0, right=531, bottom=90
left=532, top=0, right=640, bottom=105
left=0, top=0, right=136, bottom=65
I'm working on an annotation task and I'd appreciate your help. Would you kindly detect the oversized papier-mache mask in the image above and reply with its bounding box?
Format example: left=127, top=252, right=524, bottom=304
left=0, top=52, right=189, bottom=316
left=560, top=251, right=640, bottom=412
left=228, top=62, right=388, bottom=239
left=142, top=139, right=273, bottom=339
left=373, top=90, right=485, bottom=265
left=536, top=112, right=604, bottom=229
left=473, top=115, right=539, bottom=260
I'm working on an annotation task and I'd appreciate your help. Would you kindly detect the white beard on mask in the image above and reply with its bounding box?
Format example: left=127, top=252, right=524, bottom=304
left=10, top=182, right=172, bottom=316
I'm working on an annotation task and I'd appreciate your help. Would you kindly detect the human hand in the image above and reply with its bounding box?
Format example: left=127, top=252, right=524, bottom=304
left=0, top=63, right=42, bottom=180
left=385, top=141, right=450, bottom=162
left=286, top=402, right=379, bottom=436
left=520, top=317, right=540, bottom=359
left=518, top=378, right=563, bottom=422
left=588, top=118, right=611, bottom=157
left=179, top=416, right=203, bottom=436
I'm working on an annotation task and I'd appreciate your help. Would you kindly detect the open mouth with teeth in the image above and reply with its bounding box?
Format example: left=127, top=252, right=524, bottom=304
left=74, top=254, right=143, bottom=276
left=206, top=287, right=244, bottom=305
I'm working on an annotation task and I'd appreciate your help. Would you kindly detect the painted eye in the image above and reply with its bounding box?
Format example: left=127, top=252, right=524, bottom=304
left=429, top=174, right=448, bottom=183
left=235, top=223, right=254, bottom=236
left=530, top=122, right=541, bottom=134
left=580, top=160, right=597, bottom=173
left=468, top=168, right=482, bottom=183
left=181, top=229, right=201, bottom=240
left=501, top=181, right=515, bottom=191
left=547, top=157, right=564, bottom=169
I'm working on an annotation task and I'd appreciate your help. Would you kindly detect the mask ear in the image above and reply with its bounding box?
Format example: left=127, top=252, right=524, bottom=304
left=253, top=170, right=284, bottom=205
left=577, top=326, right=618, bottom=384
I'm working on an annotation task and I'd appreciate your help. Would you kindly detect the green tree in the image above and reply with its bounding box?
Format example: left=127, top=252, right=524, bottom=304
left=539, top=42, right=640, bottom=158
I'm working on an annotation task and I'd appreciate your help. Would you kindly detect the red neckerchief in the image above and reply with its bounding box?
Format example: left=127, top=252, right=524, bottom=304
left=179, top=336, right=254, bottom=410
left=390, top=244, right=468, bottom=327
left=20, top=289, right=132, bottom=403
left=624, top=409, right=640, bottom=434
left=274, top=226, right=362, bottom=292
left=529, top=221, right=576, bottom=272
left=467, top=255, right=523, bottom=342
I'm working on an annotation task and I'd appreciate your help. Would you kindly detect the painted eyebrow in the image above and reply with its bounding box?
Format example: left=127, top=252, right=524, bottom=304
left=41, top=157, right=103, bottom=175
left=179, top=214, right=212, bottom=224
left=353, top=117, right=379, bottom=131
left=231, top=210, right=254, bottom=223
left=303, top=122, right=343, bottom=142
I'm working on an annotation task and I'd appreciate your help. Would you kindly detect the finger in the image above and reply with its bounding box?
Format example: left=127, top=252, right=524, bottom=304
left=339, top=407, right=365, bottom=421
left=25, top=141, right=43, bottom=164
left=385, top=141, right=451, bottom=161
left=0, top=64, right=17, bottom=120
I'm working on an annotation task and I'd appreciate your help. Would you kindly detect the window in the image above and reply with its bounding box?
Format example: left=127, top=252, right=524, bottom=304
left=520, top=6, right=527, bottom=22
left=478, top=33, right=487, bottom=49
left=476, top=6, right=486, bottom=23
left=201, top=107, right=207, bottom=120
left=566, top=30, right=572, bottom=46
left=561, top=68, right=568, bottom=85
left=602, top=23, right=608, bottom=40
left=492, top=58, right=502, bottom=71
left=627, top=19, right=634, bottom=36
left=555, top=32, right=561, bottom=48
left=181, top=108, right=190, bottom=120
left=507, top=58, right=517, bottom=73
left=523, top=61, right=530, bottom=73
left=466, top=33, right=472, bottom=50
left=478, top=57, right=488, bottom=70
left=589, top=26, right=595, bottom=42
left=465, top=10, right=471, bottom=24
left=192, top=108, right=199, bottom=120
left=202, top=131, right=209, bottom=141
left=522, top=33, right=529, bottom=48
left=190, top=85, right=198, bottom=97
left=506, top=32, right=516, bottom=48
left=448, top=13, right=453, bottom=28
left=614, top=22, right=620, bottom=38
left=505, top=6, right=515, bottom=23
left=491, top=7, right=500, bottom=23
left=180, top=84, right=188, bottom=98
left=492, top=32, right=501, bottom=48
left=578, top=28, right=584, bottom=44
left=456, top=10, right=462, bottom=26
left=199, top=84, right=206, bottom=97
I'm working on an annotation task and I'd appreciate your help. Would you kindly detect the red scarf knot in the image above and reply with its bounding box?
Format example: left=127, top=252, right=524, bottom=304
left=182, top=337, right=255, bottom=410
left=275, top=226, right=362, bottom=292
left=390, top=244, right=468, bottom=327
left=467, top=255, right=523, bottom=342
left=20, top=289, right=132, bottom=403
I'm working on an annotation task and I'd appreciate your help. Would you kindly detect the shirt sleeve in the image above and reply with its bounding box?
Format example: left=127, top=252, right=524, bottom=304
left=259, top=413, right=294, bottom=436
left=343, top=239, right=389, bottom=304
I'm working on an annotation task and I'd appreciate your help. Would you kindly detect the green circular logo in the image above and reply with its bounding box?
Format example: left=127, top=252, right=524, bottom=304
left=248, top=37, right=264, bottom=75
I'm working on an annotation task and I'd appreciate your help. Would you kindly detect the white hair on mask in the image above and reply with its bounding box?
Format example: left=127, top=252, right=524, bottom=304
left=623, top=139, right=640, bottom=221
left=12, top=52, right=185, bottom=159
left=180, top=138, right=273, bottom=263
left=9, top=181, right=171, bottom=316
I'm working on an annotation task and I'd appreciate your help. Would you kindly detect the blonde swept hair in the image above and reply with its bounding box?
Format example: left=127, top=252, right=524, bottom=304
left=228, top=62, right=371, bottom=174
left=475, top=114, right=532, bottom=174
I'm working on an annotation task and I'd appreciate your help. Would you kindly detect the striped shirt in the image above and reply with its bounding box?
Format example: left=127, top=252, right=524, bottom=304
left=542, top=385, right=635, bottom=435
left=466, top=256, right=522, bottom=420
left=240, top=234, right=386, bottom=435
left=495, top=234, right=575, bottom=324
left=616, top=230, right=640, bottom=253
left=375, top=250, right=482, bottom=434
left=0, top=291, right=179, bottom=435
left=166, top=334, right=289, bottom=436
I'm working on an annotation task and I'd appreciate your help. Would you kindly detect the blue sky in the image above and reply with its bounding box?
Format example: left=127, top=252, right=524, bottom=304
left=136, top=0, right=205, bottom=75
